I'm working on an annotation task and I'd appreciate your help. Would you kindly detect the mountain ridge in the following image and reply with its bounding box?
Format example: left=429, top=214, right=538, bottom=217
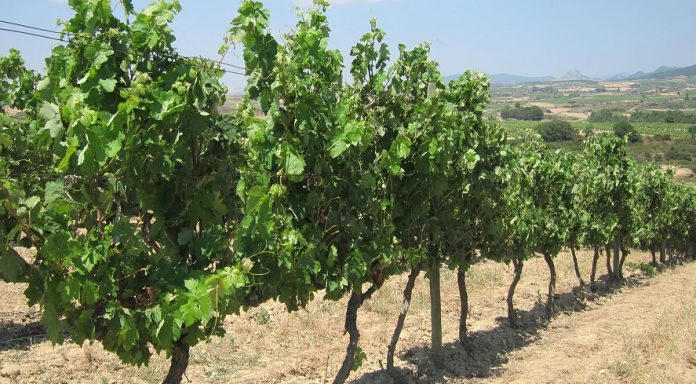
left=447, top=64, right=696, bottom=85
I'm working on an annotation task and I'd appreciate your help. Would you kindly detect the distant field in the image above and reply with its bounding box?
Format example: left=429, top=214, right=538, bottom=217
left=498, top=120, right=693, bottom=139
left=499, top=118, right=696, bottom=180
left=490, top=75, right=696, bottom=113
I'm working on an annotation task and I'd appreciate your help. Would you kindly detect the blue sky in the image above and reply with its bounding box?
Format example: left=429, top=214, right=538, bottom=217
left=1, top=0, right=695, bottom=92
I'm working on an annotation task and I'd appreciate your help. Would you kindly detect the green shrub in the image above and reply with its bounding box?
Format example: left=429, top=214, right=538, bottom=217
left=630, top=110, right=696, bottom=124
left=689, top=125, right=696, bottom=139
left=536, top=120, right=577, bottom=142
left=501, top=105, right=544, bottom=121
left=613, top=120, right=642, bottom=143
left=583, top=124, right=594, bottom=138
left=664, top=145, right=692, bottom=161
left=588, top=108, right=623, bottom=123
left=627, top=262, right=659, bottom=277
left=253, top=308, right=270, bottom=325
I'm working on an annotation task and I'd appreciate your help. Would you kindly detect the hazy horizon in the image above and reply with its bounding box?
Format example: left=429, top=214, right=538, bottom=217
left=2, top=0, right=695, bottom=92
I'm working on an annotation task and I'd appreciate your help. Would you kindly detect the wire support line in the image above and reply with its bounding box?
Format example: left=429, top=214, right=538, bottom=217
left=0, top=27, right=66, bottom=42
left=181, top=55, right=246, bottom=71
left=218, top=68, right=246, bottom=76
left=0, top=19, right=68, bottom=36
left=181, top=55, right=246, bottom=70
left=217, top=61, right=247, bottom=71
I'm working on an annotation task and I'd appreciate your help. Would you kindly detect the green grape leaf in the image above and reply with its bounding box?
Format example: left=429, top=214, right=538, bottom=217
left=0, top=248, right=29, bottom=283
left=99, top=78, right=117, bottom=93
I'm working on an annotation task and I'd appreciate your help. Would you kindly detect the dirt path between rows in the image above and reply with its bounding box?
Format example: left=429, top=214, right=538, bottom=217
left=472, top=262, right=696, bottom=384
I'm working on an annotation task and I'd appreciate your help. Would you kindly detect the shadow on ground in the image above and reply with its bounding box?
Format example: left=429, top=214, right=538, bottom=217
left=0, top=311, right=45, bottom=352
left=351, top=272, right=652, bottom=384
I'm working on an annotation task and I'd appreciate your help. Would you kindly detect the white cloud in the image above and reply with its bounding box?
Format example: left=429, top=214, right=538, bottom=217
left=293, top=0, right=398, bottom=6
left=48, top=0, right=68, bottom=4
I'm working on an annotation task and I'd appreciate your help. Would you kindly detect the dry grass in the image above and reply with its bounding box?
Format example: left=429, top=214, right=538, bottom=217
left=477, top=257, right=696, bottom=384
left=609, top=299, right=696, bottom=384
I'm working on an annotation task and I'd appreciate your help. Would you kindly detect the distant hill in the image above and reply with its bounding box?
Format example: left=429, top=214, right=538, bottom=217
left=444, top=73, right=554, bottom=85
left=487, top=74, right=554, bottom=85
left=607, top=66, right=687, bottom=80
left=556, top=70, right=592, bottom=81
left=606, top=72, right=632, bottom=81
left=653, top=66, right=679, bottom=74
left=446, top=64, right=696, bottom=86
left=636, top=64, right=696, bottom=79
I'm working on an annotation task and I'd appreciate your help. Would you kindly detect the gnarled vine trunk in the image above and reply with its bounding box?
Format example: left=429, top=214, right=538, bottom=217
left=163, top=339, right=190, bottom=384
left=457, top=264, right=468, bottom=346
left=590, top=246, right=600, bottom=292
left=507, top=255, right=524, bottom=327
left=334, top=290, right=361, bottom=384
left=543, top=253, right=557, bottom=315
left=570, top=246, right=584, bottom=286
left=387, top=265, right=421, bottom=373
left=334, top=285, right=378, bottom=384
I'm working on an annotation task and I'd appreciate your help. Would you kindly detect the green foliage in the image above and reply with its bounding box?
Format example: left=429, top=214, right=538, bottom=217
left=631, top=164, right=673, bottom=253
left=501, top=104, right=544, bottom=121
left=577, top=136, right=633, bottom=248
left=502, top=119, right=693, bottom=140
left=535, top=150, right=576, bottom=258
left=0, top=49, right=41, bottom=112
left=588, top=108, right=624, bottom=123
left=536, top=120, right=577, bottom=142
left=226, top=0, right=394, bottom=310
left=688, top=125, right=696, bottom=139
left=490, top=138, right=546, bottom=263
left=627, top=261, right=658, bottom=277
left=0, top=113, right=53, bottom=284
left=352, top=346, right=367, bottom=371
left=496, top=140, right=577, bottom=263
left=664, top=145, right=693, bottom=161
left=1, top=0, right=251, bottom=376
left=583, top=124, right=594, bottom=138
left=631, top=110, right=696, bottom=124
left=225, top=0, right=504, bottom=309
left=253, top=307, right=270, bottom=325
left=613, top=120, right=642, bottom=143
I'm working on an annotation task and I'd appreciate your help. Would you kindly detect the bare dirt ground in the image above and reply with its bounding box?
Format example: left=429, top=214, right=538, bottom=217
left=1, top=250, right=694, bottom=384
left=600, top=82, right=639, bottom=92
left=474, top=268, right=696, bottom=384
left=529, top=102, right=590, bottom=120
